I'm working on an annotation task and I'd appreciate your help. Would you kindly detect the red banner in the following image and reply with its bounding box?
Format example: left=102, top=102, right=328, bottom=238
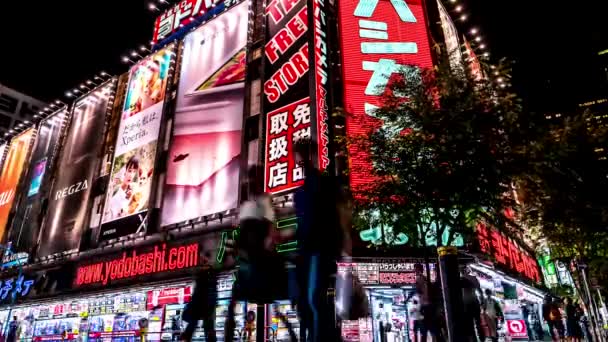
left=339, top=0, right=433, bottom=190
left=147, top=286, right=192, bottom=309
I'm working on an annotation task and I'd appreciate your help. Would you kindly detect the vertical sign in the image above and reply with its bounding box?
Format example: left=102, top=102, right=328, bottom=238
left=8, top=109, right=67, bottom=253
left=162, top=2, right=247, bottom=226
left=339, top=0, right=433, bottom=191
left=263, top=0, right=312, bottom=194
left=437, top=0, right=463, bottom=73
left=100, top=49, right=173, bottom=241
left=309, top=0, right=330, bottom=171
left=0, top=129, right=34, bottom=242
left=38, top=84, right=115, bottom=257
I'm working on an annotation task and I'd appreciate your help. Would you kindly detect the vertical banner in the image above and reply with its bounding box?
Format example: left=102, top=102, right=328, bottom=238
left=100, top=49, right=173, bottom=240
left=0, top=129, right=35, bottom=242
left=437, top=0, right=463, bottom=73
left=8, top=110, right=68, bottom=253
left=263, top=0, right=312, bottom=194
left=339, top=0, right=434, bottom=190
left=162, top=2, right=247, bottom=227
left=38, top=84, right=115, bottom=257
left=309, top=0, right=330, bottom=171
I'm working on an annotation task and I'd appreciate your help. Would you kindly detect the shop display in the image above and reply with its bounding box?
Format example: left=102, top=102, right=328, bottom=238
left=268, top=300, right=299, bottom=342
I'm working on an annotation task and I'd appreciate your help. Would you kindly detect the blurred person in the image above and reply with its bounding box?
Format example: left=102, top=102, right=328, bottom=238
left=7, top=316, right=18, bottom=342
left=294, top=139, right=348, bottom=342
left=409, top=297, right=427, bottom=342
left=171, top=310, right=182, bottom=342
left=481, top=289, right=503, bottom=342
left=224, top=166, right=296, bottom=342
left=461, top=271, right=482, bottom=342
left=543, top=296, right=565, bottom=342
left=565, top=298, right=582, bottom=342
left=181, top=253, right=218, bottom=342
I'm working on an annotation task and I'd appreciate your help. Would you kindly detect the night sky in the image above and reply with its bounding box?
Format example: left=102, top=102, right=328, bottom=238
left=1, top=0, right=607, bottom=113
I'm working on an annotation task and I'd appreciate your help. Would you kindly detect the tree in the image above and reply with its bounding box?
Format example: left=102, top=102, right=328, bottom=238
left=348, top=56, right=525, bottom=251
left=517, top=111, right=608, bottom=289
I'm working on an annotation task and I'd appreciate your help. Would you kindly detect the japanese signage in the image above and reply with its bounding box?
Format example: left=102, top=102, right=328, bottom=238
left=437, top=0, right=463, bottom=73
left=0, top=129, right=34, bottom=242
left=339, top=0, right=433, bottom=191
left=147, top=286, right=192, bottom=309
left=265, top=98, right=311, bottom=193
left=100, top=49, right=173, bottom=240
left=152, top=0, right=243, bottom=44
left=476, top=223, right=542, bottom=284
left=162, top=2, right=246, bottom=226
left=74, top=242, right=199, bottom=287
left=38, top=83, right=115, bottom=257
left=0, top=275, right=34, bottom=301
left=8, top=110, right=67, bottom=254
left=309, top=0, right=330, bottom=171
left=1, top=251, right=29, bottom=269
left=337, top=261, right=437, bottom=286
left=263, top=0, right=313, bottom=194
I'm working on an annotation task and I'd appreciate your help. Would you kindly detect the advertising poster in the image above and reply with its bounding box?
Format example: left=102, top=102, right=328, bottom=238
left=38, top=84, right=115, bottom=257
left=162, top=2, right=247, bottom=226
left=339, top=0, right=433, bottom=191
left=0, top=129, right=34, bottom=242
left=263, top=0, right=312, bottom=194
left=437, top=0, right=463, bottom=73
left=100, top=49, right=172, bottom=240
left=8, top=109, right=67, bottom=253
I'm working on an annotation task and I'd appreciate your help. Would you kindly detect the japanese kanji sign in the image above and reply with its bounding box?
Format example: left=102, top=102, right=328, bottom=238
left=152, top=0, right=243, bottom=44
left=476, top=223, right=542, bottom=284
left=0, top=275, right=34, bottom=301
left=265, top=98, right=312, bottom=194
left=339, top=0, right=433, bottom=190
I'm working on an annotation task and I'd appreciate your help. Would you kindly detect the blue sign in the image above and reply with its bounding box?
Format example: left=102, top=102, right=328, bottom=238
left=0, top=275, right=34, bottom=301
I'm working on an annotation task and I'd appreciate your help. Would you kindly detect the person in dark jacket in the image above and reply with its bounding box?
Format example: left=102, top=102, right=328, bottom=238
left=181, top=258, right=218, bottom=342
left=294, top=139, right=346, bottom=342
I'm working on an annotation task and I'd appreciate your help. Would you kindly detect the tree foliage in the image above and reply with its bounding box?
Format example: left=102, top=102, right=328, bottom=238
left=349, top=57, right=524, bottom=249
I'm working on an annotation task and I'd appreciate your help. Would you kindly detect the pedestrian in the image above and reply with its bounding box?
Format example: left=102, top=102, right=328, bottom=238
left=409, top=298, right=427, bottom=342
left=565, top=298, right=583, bottom=342
left=137, top=317, right=148, bottom=342
left=224, top=165, right=296, bottom=342
left=171, top=310, right=182, bottom=342
left=481, top=289, right=503, bottom=342
left=6, top=316, right=18, bottom=342
left=461, top=272, right=482, bottom=342
left=294, top=139, right=349, bottom=342
left=543, top=296, right=565, bottom=342
left=181, top=255, right=218, bottom=342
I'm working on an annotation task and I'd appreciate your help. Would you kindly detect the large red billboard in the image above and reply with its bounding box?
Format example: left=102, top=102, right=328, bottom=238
left=162, top=2, right=247, bottom=226
left=339, top=0, right=433, bottom=190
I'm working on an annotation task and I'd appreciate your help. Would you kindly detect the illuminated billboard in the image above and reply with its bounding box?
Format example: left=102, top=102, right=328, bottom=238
left=339, top=0, right=433, bottom=191
left=152, top=0, right=243, bottom=44
left=263, top=0, right=312, bottom=194
left=8, top=110, right=68, bottom=253
left=38, top=84, right=115, bottom=257
left=162, top=2, right=247, bottom=226
left=437, top=0, right=463, bottom=73
left=0, top=129, right=34, bottom=242
left=100, top=49, right=173, bottom=240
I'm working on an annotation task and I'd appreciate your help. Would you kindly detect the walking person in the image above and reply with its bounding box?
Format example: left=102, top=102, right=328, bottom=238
left=543, top=296, right=565, bottom=342
left=181, top=256, right=218, bottom=342
left=294, top=139, right=350, bottom=342
left=565, top=298, right=583, bottom=342
left=171, top=311, right=182, bottom=342
left=481, top=289, right=503, bottom=342
left=6, top=317, right=18, bottom=342
left=409, top=298, right=427, bottom=342
left=224, top=166, right=296, bottom=342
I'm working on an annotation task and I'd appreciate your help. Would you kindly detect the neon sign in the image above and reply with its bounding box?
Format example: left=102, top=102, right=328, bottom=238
left=476, top=223, right=541, bottom=284
left=0, top=275, right=34, bottom=300
left=74, top=243, right=199, bottom=287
